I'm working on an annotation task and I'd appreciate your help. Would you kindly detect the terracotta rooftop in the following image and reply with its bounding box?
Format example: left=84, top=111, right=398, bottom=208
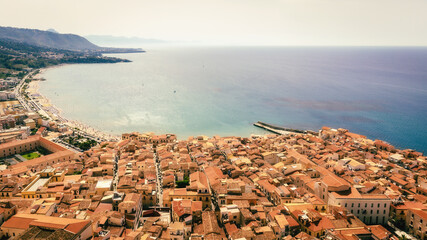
left=1, top=214, right=91, bottom=234
left=369, top=225, right=395, bottom=240
left=411, top=208, right=427, bottom=221
left=202, top=211, right=221, bottom=235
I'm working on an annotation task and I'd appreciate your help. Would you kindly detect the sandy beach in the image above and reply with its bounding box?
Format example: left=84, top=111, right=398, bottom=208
left=27, top=68, right=121, bottom=142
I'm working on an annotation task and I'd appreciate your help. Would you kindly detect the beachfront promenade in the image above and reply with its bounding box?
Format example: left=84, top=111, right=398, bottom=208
left=14, top=70, right=36, bottom=112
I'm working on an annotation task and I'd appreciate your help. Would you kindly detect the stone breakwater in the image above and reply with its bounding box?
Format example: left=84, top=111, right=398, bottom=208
left=253, top=121, right=318, bottom=136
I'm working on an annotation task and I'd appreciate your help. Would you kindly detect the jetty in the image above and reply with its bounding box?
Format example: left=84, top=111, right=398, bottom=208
left=253, top=121, right=317, bottom=135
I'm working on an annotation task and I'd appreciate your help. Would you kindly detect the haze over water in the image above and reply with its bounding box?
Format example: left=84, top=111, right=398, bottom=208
left=39, top=46, right=427, bottom=152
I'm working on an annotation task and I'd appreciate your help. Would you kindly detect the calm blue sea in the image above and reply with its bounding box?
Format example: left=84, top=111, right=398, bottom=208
left=39, top=46, right=427, bottom=152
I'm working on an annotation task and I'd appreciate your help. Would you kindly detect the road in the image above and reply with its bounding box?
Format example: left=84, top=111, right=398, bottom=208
left=154, top=151, right=163, bottom=207
left=112, top=153, right=119, bottom=191
left=15, top=70, right=53, bottom=120
left=14, top=70, right=38, bottom=112
left=387, top=221, right=417, bottom=240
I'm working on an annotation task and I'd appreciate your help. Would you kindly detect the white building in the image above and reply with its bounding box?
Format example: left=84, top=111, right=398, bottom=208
left=389, top=153, right=405, bottom=163
left=220, top=204, right=241, bottom=224
left=328, top=188, right=391, bottom=225
left=337, top=158, right=365, bottom=171
left=95, top=179, right=113, bottom=195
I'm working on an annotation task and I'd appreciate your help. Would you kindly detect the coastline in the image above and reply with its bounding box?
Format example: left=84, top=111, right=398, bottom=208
left=28, top=68, right=269, bottom=142
left=29, top=66, right=121, bottom=142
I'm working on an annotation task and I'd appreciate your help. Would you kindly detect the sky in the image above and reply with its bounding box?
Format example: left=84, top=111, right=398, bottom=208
left=1, top=0, right=427, bottom=46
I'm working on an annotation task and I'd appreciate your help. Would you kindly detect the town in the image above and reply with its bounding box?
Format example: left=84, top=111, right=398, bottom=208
left=0, top=30, right=425, bottom=240
left=0, top=64, right=426, bottom=240
left=0, top=117, right=426, bottom=239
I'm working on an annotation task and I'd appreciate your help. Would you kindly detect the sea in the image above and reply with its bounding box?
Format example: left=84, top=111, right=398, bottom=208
left=38, top=46, right=427, bottom=152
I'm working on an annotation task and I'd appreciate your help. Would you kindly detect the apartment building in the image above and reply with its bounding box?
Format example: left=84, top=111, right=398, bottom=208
left=328, top=188, right=391, bottom=225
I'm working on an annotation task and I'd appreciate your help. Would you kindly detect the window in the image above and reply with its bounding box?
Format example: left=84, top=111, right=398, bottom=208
left=371, top=210, right=373, bottom=214
left=384, top=203, right=387, bottom=207
left=358, top=203, right=360, bottom=207
left=345, top=203, right=347, bottom=207
left=365, top=203, right=367, bottom=208
left=378, top=203, right=380, bottom=208
left=352, top=203, right=354, bottom=207
left=371, top=203, right=373, bottom=207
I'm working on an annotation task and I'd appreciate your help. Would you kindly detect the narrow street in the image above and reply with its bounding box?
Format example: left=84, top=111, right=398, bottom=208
left=113, top=153, right=119, bottom=191
left=154, top=150, right=163, bottom=207
left=387, top=221, right=417, bottom=240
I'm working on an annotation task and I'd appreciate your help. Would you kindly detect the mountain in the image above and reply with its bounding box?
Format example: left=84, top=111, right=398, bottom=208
left=85, top=35, right=167, bottom=47
left=0, top=26, right=100, bottom=51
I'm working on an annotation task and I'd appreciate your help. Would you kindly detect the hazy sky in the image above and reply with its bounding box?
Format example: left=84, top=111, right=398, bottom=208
left=1, top=0, right=427, bottom=46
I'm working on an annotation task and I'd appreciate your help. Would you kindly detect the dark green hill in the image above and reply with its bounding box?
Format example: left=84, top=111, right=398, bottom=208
left=0, top=26, right=100, bottom=51
left=0, top=38, right=129, bottom=76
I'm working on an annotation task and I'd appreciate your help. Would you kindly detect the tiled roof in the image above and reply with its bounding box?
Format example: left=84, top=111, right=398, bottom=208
left=1, top=214, right=91, bottom=235
left=202, top=211, right=221, bottom=235
left=1, top=216, right=34, bottom=229
left=65, top=220, right=91, bottom=234
left=411, top=208, right=427, bottom=221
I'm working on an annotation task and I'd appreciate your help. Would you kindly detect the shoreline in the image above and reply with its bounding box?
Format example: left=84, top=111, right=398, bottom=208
left=29, top=65, right=271, bottom=142
left=29, top=66, right=121, bottom=142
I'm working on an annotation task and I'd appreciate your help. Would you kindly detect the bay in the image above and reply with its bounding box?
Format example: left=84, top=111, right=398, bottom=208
left=39, top=46, right=427, bottom=152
